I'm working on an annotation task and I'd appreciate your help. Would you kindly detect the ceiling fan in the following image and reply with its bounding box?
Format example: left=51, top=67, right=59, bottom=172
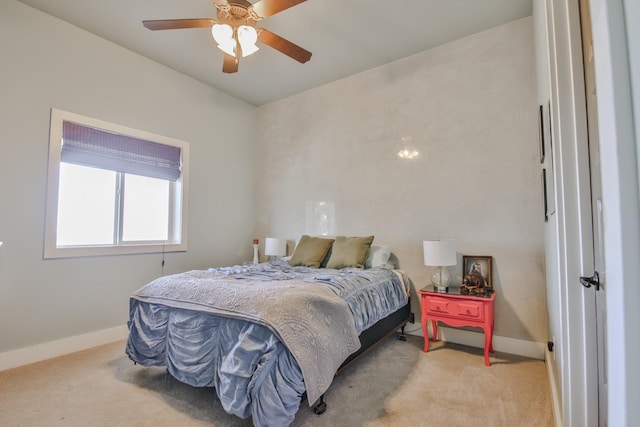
left=143, top=0, right=312, bottom=74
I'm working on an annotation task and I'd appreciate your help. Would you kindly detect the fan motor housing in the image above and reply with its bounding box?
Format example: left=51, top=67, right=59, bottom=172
left=217, top=2, right=260, bottom=26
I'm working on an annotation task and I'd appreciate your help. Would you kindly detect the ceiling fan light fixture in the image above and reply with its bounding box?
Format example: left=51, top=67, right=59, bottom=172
left=237, top=25, right=259, bottom=57
left=217, top=39, right=237, bottom=57
left=212, top=23, right=237, bottom=57
left=212, top=23, right=233, bottom=44
left=145, top=0, right=311, bottom=73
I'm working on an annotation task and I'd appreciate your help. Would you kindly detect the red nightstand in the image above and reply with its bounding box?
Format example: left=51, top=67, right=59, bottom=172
left=419, top=286, right=496, bottom=366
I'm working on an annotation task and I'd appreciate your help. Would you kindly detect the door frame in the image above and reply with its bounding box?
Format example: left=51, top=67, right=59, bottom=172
left=589, top=0, right=640, bottom=425
left=578, top=0, right=607, bottom=423
left=544, top=0, right=597, bottom=425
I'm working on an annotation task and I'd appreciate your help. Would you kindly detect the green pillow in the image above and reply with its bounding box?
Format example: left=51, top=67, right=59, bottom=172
left=289, top=235, right=335, bottom=268
left=326, top=236, right=375, bottom=269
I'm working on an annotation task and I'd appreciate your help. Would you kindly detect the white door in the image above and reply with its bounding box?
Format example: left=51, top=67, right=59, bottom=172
left=579, top=0, right=607, bottom=424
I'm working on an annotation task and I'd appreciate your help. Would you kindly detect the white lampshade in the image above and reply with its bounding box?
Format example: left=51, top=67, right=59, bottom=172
left=212, top=24, right=236, bottom=57
left=237, top=25, right=259, bottom=57
left=212, top=24, right=232, bottom=44
left=423, top=239, right=456, bottom=266
left=265, top=237, right=287, bottom=256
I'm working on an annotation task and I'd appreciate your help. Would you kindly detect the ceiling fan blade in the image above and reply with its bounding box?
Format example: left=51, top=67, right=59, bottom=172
left=222, top=53, right=239, bottom=73
left=258, top=28, right=311, bottom=63
left=215, top=0, right=253, bottom=6
left=143, top=19, right=215, bottom=31
left=250, top=0, right=307, bottom=19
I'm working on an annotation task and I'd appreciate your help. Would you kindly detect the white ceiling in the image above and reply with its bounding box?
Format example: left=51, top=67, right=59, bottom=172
left=17, top=0, right=532, bottom=106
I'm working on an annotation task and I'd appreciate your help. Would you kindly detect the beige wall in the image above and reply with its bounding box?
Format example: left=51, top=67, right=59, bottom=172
left=0, top=1, right=257, bottom=352
left=256, top=17, right=547, bottom=344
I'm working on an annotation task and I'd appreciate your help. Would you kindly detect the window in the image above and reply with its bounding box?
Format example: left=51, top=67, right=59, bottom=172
left=44, top=109, right=189, bottom=258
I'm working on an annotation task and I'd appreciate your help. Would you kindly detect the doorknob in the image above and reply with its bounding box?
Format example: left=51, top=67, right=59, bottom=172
left=580, top=271, right=600, bottom=291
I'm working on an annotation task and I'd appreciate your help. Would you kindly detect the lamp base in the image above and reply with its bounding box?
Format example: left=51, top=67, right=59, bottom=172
left=431, top=266, right=451, bottom=292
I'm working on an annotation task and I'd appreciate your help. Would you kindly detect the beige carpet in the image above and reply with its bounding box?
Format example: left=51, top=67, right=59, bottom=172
left=364, top=341, right=553, bottom=427
left=0, top=335, right=553, bottom=426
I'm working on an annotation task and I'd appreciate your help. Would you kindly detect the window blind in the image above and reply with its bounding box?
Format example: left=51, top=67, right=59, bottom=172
left=60, top=121, right=181, bottom=181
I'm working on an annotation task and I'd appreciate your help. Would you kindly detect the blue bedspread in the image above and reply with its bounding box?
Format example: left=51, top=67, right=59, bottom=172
left=125, top=260, right=408, bottom=427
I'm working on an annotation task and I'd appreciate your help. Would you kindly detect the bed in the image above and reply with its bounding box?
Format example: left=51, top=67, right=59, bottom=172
left=125, top=236, right=411, bottom=426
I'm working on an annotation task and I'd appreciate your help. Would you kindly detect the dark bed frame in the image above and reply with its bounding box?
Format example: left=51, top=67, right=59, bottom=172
left=310, top=299, right=412, bottom=414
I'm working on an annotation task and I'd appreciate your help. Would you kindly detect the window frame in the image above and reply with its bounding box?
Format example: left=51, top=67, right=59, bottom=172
left=44, top=108, right=189, bottom=258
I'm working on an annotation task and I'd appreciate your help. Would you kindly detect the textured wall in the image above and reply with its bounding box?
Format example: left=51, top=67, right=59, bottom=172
left=256, top=17, right=547, bottom=343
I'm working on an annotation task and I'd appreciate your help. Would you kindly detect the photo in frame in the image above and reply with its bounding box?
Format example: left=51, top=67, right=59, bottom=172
left=462, top=255, right=493, bottom=289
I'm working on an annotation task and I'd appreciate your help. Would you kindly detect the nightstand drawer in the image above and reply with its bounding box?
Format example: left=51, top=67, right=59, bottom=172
left=425, top=297, right=452, bottom=315
left=425, top=297, right=484, bottom=322
left=455, top=301, right=484, bottom=321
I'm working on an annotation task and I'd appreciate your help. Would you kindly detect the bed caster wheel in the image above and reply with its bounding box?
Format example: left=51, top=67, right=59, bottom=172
left=313, top=395, right=327, bottom=415
left=398, top=325, right=408, bottom=341
left=313, top=401, right=327, bottom=414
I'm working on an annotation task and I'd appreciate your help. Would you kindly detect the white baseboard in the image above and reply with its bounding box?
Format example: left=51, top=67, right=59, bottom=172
left=546, top=348, right=563, bottom=427
left=2, top=324, right=546, bottom=371
left=407, top=325, right=546, bottom=360
left=0, top=325, right=129, bottom=372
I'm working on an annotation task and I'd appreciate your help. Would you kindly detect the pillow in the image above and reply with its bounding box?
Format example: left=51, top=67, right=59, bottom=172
left=365, top=244, right=392, bottom=269
left=292, top=235, right=335, bottom=268
left=288, top=235, right=334, bottom=268
left=326, top=236, right=375, bottom=269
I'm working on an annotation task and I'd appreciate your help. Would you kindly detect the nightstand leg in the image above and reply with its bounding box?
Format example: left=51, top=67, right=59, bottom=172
left=421, top=313, right=429, bottom=352
left=489, top=325, right=494, bottom=353
left=484, top=328, right=491, bottom=366
left=431, top=320, right=438, bottom=342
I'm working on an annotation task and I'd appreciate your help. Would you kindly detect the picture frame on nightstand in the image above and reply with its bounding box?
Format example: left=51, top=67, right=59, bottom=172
left=462, top=255, right=493, bottom=289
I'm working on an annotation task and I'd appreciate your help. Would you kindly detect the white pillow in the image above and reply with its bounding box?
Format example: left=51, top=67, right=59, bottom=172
left=365, top=244, right=391, bottom=268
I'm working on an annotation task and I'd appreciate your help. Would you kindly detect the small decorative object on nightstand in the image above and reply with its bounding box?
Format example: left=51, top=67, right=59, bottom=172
left=423, top=239, right=456, bottom=291
left=252, top=238, right=259, bottom=264
left=419, top=285, right=496, bottom=366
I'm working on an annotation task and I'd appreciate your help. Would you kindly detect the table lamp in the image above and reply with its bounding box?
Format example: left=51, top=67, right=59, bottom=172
left=265, top=237, right=287, bottom=260
left=423, top=239, right=456, bottom=291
